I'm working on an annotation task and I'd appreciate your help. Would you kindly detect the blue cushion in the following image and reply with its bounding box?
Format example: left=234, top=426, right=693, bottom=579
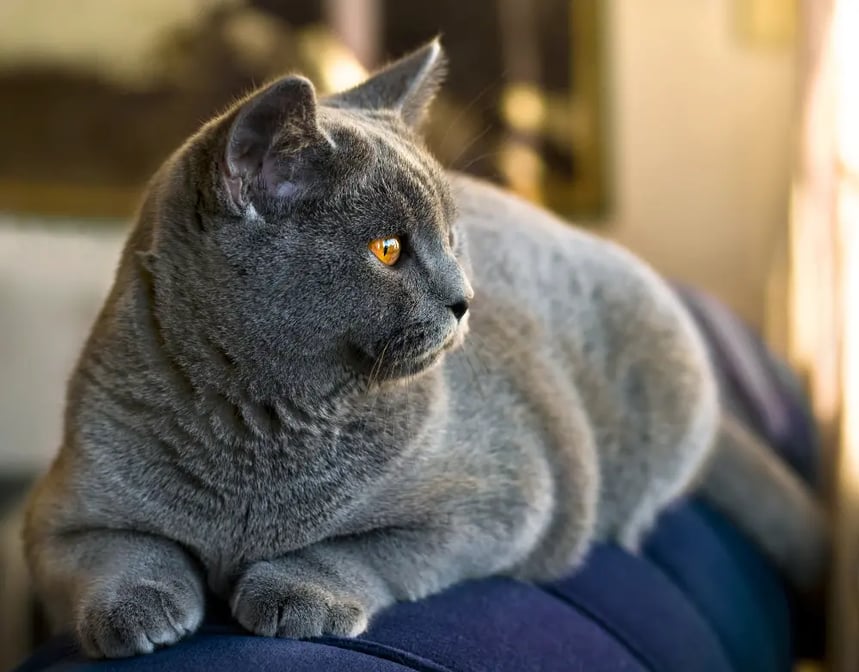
left=643, top=502, right=792, bottom=672
left=13, top=494, right=796, bottom=672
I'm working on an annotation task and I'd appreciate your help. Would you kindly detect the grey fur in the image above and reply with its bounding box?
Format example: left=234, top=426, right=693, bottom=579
left=699, top=414, right=828, bottom=598
left=23, top=41, right=824, bottom=659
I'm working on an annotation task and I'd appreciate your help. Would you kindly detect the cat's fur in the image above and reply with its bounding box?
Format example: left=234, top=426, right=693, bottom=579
left=24, top=40, right=825, bottom=659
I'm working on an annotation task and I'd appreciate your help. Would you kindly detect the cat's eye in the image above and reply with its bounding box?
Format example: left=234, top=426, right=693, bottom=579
left=369, top=236, right=402, bottom=266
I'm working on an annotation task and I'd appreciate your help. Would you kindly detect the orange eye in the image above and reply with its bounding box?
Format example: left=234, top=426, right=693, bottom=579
left=369, top=236, right=402, bottom=266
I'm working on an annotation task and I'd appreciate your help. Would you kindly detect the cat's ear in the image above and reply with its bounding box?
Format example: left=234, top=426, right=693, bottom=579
left=327, top=38, right=446, bottom=128
left=223, top=76, right=324, bottom=209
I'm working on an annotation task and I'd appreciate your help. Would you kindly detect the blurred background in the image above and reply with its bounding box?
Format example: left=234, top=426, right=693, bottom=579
left=1, top=0, right=857, bottom=667
left=0, top=0, right=804, bottom=472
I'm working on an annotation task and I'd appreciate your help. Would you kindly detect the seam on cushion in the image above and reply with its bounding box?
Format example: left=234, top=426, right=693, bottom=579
left=535, top=585, right=658, bottom=672
left=692, top=501, right=793, bottom=671
left=642, top=505, right=777, bottom=672
left=317, top=637, right=457, bottom=672
left=640, top=550, right=738, bottom=672
left=572, top=551, right=735, bottom=672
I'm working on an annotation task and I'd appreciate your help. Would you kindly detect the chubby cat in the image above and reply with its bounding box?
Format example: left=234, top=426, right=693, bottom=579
left=24, top=40, right=826, bottom=659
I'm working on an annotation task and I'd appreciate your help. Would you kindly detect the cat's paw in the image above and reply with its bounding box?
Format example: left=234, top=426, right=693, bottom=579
left=76, top=577, right=204, bottom=658
left=231, top=561, right=368, bottom=639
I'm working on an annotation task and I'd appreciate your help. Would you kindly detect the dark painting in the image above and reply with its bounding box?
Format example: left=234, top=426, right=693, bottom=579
left=0, top=0, right=607, bottom=220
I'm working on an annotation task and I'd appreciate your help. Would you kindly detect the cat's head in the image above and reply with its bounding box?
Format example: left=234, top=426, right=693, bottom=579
left=145, top=40, right=472, bottom=400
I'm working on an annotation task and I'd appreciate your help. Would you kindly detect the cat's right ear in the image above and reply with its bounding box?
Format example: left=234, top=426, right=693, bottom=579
left=326, top=39, right=446, bottom=128
left=222, top=76, right=323, bottom=210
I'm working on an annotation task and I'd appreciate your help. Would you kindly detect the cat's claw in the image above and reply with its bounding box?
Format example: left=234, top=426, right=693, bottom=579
left=76, top=578, right=203, bottom=658
left=231, top=562, right=368, bottom=639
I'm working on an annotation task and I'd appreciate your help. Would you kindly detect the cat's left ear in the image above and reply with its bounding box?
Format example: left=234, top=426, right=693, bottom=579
left=326, top=38, right=446, bottom=128
left=223, top=76, right=323, bottom=209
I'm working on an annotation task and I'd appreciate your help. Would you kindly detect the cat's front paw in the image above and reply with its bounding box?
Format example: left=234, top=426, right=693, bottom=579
left=231, top=560, right=368, bottom=639
left=76, top=577, right=204, bottom=658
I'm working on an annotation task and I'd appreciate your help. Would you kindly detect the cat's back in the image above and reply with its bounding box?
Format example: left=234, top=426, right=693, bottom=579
left=450, top=172, right=710, bottom=421
left=450, top=172, right=686, bottom=350
left=449, top=173, right=717, bottom=545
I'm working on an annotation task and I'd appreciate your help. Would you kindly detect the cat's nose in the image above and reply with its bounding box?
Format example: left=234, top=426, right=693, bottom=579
left=448, top=299, right=470, bottom=321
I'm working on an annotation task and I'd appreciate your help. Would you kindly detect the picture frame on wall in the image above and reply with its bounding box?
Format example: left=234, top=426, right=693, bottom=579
left=0, top=0, right=609, bottom=221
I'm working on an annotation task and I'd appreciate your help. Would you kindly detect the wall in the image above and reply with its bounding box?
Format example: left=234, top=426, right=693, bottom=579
left=0, top=221, right=125, bottom=473
left=604, top=0, right=797, bottom=328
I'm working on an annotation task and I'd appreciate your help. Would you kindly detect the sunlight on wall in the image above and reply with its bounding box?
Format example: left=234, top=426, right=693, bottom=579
left=790, top=0, right=859, bottom=450
left=789, top=4, right=839, bottom=431
left=606, top=0, right=796, bottom=329
left=834, top=0, right=859, bottom=477
left=793, top=0, right=859, bottom=667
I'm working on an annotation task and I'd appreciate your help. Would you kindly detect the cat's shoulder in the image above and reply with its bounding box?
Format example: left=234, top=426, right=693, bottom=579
left=450, top=173, right=660, bottom=287
left=450, top=172, right=621, bottom=260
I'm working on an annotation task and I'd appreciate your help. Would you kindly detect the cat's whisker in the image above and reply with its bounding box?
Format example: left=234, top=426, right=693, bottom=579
left=437, top=74, right=503, bottom=154
left=457, top=151, right=499, bottom=174
left=461, top=350, right=486, bottom=402
left=462, top=332, right=492, bottom=380
left=447, top=126, right=494, bottom=170
left=368, top=341, right=390, bottom=391
left=368, top=353, right=380, bottom=386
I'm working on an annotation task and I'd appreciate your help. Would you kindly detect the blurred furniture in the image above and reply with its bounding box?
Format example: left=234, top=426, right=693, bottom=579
left=9, top=289, right=824, bottom=672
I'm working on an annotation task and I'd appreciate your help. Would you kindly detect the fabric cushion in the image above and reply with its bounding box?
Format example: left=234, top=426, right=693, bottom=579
left=12, top=498, right=797, bottom=672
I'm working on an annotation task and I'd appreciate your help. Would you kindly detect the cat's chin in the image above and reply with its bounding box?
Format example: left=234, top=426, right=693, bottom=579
left=388, top=321, right=469, bottom=381
left=355, top=318, right=469, bottom=385
left=384, top=342, right=448, bottom=380
left=447, top=312, right=470, bottom=351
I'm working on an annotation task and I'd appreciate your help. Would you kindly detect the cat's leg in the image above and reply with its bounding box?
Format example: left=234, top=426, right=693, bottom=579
left=26, top=529, right=205, bottom=658
left=231, top=524, right=530, bottom=639
left=588, top=277, right=720, bottom=552
left=599, top=401, right=717, bottom=553
left=614, top=364, right=719, bottom=552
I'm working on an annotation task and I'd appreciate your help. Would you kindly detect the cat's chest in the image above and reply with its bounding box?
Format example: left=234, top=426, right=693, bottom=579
left=135, top=425, right=392, bottom=570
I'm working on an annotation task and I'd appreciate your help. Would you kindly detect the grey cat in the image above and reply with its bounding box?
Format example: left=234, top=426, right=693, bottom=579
left=24, top=40, right=827, bottom=659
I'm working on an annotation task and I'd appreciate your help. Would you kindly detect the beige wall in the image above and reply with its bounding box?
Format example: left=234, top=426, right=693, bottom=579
left=0, top=221, right=125, bottom=473
left=604, top=0, right=797, bottom=328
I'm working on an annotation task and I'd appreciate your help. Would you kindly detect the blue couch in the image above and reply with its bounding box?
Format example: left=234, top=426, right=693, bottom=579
left=13, top=288, right=823, bottom=672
